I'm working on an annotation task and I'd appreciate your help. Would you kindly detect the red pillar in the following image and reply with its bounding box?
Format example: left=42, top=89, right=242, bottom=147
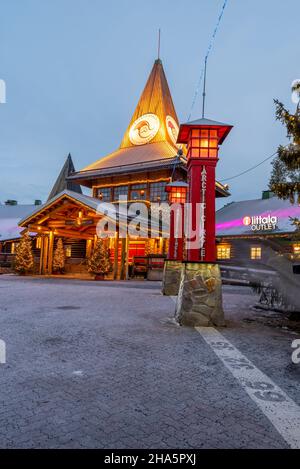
left=177, top=119, right=233, bottom=263
left=168, top=203, right=185, bottom=260
left=188, top=159, right=217, bottom=262
left=165, top=181, right=188, bottom=261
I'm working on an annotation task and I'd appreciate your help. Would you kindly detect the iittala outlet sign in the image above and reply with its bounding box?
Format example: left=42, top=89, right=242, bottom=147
left=243, top=214, right=278, bottom=231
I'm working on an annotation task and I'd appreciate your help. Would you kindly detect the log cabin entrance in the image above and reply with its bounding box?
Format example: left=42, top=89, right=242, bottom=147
left=18, top=190, right=167, bottom=280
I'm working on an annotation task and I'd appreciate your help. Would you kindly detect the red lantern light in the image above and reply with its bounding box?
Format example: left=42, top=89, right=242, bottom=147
left=177, top=118, right=232, bottom=162
left=165, top=181, right=189, bottom=204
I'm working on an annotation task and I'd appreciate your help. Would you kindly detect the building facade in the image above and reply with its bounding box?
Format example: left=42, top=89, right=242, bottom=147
left=216, top=190, right=300, bottom=270
left=17, top=58, right=229, bottom=279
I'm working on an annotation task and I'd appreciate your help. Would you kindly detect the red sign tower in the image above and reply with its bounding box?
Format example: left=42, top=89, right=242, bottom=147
left=177, top=118, right=232, bottom=262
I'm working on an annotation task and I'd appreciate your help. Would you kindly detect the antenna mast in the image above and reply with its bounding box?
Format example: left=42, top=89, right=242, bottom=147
left=202, top=57, right=207, bottom=118
left=158, top=29, right=161, bottom=59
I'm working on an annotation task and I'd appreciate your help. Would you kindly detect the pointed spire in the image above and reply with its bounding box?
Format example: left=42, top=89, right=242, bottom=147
left=119, top=59, right=179, bottom=149
left=47, top=153, right=82, bottom=201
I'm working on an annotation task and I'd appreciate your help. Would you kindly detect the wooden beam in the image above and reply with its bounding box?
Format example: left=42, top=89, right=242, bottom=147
left=52, top=229, right=92, bottom=240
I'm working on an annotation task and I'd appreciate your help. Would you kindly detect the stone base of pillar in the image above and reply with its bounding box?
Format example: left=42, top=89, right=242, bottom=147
left=162, top=260, right=183, bottom=296
left=175, top=262, right=225, bottom=327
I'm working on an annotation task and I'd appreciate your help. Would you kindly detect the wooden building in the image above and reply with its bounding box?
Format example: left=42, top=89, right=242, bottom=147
left=19, top=59, right=229, bottom=279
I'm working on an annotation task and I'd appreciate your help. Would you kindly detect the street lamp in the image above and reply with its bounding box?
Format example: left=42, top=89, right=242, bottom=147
left=165, top=181, right=188, bottom=261
left=161, top=180, right=188, bottom=296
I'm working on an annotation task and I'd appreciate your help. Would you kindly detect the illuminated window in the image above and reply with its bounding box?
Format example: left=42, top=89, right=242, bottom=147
left=130, top=183, right=147, bottom=201
left=65, top=245, right=72, bottom=257
left=36, top=237, right=42, bottom=249
left=113, top=185, right=128, bottom=201
left=217, top=244, right=231, bottom=260
left=293, top=243, right=300, bottom=258
left=97, top=188, right=111, bottom=202
left=11, top=242, right=15, bottom=254
left=150, top=182, right=168, bottom=202
left=188, top=129, right=218, bottom=158
left=250, top=247, right=262, bottom=260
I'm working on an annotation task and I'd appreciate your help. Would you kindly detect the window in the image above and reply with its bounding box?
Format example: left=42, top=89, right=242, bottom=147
left=188, top=129, right=218, bottom=158
left=65, top=245, right=72, bottom=257
left=113, top=185, right=128, bottom=201
left=96, top=188, right=111, bottom=202
left=150, top=182, right=168, bottom=202
left=217, top=244, right=231, bottom=260
left=250, top=247, right=262, bottom=260
left=130, top=183, right=147, bottom=201
left=36, top=237, right=42, bottom=249
left=293, top=243, right=300, bottom=258
left=11, top=242, right=15, bottom=254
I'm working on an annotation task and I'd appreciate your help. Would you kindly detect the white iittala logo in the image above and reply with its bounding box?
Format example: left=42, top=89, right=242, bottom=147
left=291, top=339, right=300, bottom=364
left=0, top=339, right=6, bottom=364
left=0, top=79, right=6, bottom=104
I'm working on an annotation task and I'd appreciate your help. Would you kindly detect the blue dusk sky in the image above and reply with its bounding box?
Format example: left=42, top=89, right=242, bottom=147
left=0, top=0, right=299, bottom=206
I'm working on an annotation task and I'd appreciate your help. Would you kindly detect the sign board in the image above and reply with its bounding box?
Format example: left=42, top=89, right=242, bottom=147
left=243, top=214, right=278, bottom=231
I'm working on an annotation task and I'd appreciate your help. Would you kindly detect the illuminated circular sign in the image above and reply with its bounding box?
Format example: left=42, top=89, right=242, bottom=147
left=129, top=114, right=160, bottom=145
left=166, top=115, right=179, bottom=145
left=243, top=216, right=251, bottom=226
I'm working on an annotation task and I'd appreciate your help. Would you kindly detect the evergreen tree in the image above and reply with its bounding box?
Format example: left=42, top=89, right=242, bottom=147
left=14, top=232, right=34, bottom=274
left=269, top=94, right=300, bottom=203
left=87, top=239, right=112, bottom=276
left=53, top=238, right=65, bottom=273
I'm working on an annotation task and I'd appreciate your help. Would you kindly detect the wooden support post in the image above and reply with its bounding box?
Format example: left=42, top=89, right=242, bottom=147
left=113, top=232, right=119, bottom=280
left=86, top=239, right=93, bottom=258
left=93, top=234, right=97, bottom=249
left=43, top=235, right=49, bottom=274
left=120, top=237, right=126, bottom=280
left=47, top=231, right=54, bottom=274
left=39, top=236, right=45, bottom=274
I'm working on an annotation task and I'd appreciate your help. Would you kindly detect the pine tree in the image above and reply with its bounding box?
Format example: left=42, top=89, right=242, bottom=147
left=269, top=97, right=300, bottom=203
left=87, top=239, right=112, bottom=276
left=14, top=232, right=34, bottom=274
left=53, top=238, right=65, bottom=273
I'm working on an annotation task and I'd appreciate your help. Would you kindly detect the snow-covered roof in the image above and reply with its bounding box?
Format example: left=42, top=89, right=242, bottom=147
left=216, top=196, right=300, bottom=237
left=0, top=204, right=36, bottom=242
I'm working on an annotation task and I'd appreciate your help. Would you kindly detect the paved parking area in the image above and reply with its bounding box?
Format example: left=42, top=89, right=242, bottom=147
left=0, top=275, right=299, bottom=448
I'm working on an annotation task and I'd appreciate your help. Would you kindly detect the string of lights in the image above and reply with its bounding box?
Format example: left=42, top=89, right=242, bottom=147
left=187, top=0, right=229, bottom=122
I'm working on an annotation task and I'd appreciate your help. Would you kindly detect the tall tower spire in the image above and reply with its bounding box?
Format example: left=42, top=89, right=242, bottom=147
left=119, top=59, right=179, bottom=149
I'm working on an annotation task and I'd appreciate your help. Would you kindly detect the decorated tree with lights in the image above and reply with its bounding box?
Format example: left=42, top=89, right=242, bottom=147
left=269, top=80, right=300, bottom=203
left=14, top=232, right=34, bottom=275
left=87, top=239, right=111, bottom=278
left=52, top=238, right=65, bottom=273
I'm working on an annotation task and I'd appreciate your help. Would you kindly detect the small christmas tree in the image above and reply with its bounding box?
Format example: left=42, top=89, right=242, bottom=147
left=53, top=238, right=65, bottom=273
left=87, top=239, right=112, bottom=278
left=14, top=232, right=34, bottom=275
